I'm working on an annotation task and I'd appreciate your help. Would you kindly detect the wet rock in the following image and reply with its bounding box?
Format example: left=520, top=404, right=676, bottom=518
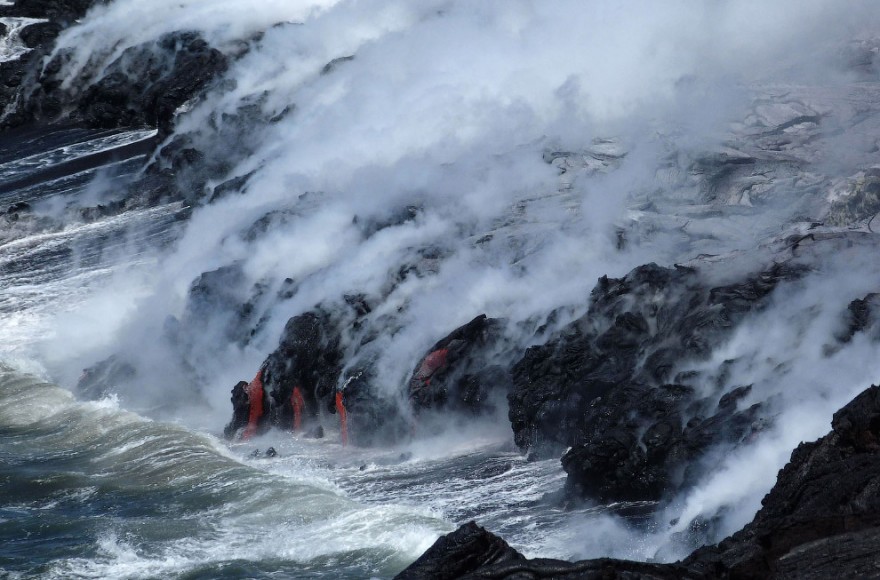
left=398, top=384, right=880, bottom=579
left=0, top=2, right=99, bottom=126
left=685, top=384, right=880, bottom=578
left=7, top=28, right=226, bottom=138
left=224, top=309, right=513, bottom=445
left=6, top=201, right=31, bottom=215
left=395, top=521, right=526, bottom=580
left=222, top=380, right=250, bottom=439
left=509, top=261, right=803, bottom=502
left=263, top=310, right=343, bottom=427
left=397, top=521, right=689, bottom=579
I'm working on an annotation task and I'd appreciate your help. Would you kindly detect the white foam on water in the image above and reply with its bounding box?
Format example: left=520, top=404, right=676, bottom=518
left=0, top=17, right=45, bottom=63
left=0, top=367, right=455, bottom=578
left=0, top=128, right=156, bottom=182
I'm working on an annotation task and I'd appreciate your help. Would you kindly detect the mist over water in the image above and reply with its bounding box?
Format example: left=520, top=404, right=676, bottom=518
left=3, top=0, right=880, bottom=574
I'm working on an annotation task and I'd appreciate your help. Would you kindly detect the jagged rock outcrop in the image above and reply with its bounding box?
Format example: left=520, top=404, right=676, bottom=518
left=0, top=2, right=106, bottom=121
left=0, top=0, right=227, bottom=141
left=171, top=264, right=255, bottom=348
left=839, top=293, right=880, bottom=343
left=224, top=308, right=344, bottom=440
left=509, top=260, right=802, bottom=502
left=408, top=314, right=511, bottom=416
left=396, top=384, right=880, bottom=579
left=684, top=384, right=880, bottom=578
left=16, top=30, right=227, bottom=135
left=396, top=522, right=529, bottom=580
left=0, top=2, right=233, bottom=225
left=334, top=365, right=409, bottom=447
left=224, top=311, right=514, bottom=445
left=0, top=0, right=105, bottom=22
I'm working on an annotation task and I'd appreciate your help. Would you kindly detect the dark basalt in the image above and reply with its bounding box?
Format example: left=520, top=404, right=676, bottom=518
left=0, top=0, right=106, bottom=22
left=335, top=364, right=411, bottom=447
left=559, top=383, right=762, bottom=503
left=176, top=264, right=255, bottom=347
left=0, top=0, right=227, bottom=143
left=396, top=521, right=526, bottom=580
left=0, top=3, right=233, bottom=227
left=223, top=310, right=514, bottom=445
left=0, top=1, right=103, bottom=125
left=408, top=314, right=511, bottom=415
left=224, top=308, right=344, bottom=439
left=223, top=380, right=251, bottom=439
left=20, top=31, right=228, bottom=136
left=397, top=384, right=880, bottom=579
left=684, top=384, right=880, bottom=578
left=509, top=261, right=803, bottom=502
left=838, top=293, right=880, bottom=343
left=261, top=310, right=343, bottom=427
left=19, top=21, right=63, bottom=49
left=397, top=521, right=694, bottom=580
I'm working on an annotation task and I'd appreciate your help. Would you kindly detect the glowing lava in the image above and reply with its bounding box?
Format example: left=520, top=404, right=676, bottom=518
left=291, top=386, right=305, bottom=432
left=335, top=391, right=348, bottom=447
left=242, top=370, right=264, bottom=440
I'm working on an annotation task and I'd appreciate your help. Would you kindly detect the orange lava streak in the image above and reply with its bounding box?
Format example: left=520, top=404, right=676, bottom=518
left=242, top=370, right=264, bottom=441
left=291, top=386, right=305, bottom=432
left=335, top=391, right=348, bottom=447
left=415, top=348, right=448, bottom=387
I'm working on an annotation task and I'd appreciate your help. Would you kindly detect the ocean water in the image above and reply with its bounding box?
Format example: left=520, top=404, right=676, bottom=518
left=0, top=363, right=596, bottom=578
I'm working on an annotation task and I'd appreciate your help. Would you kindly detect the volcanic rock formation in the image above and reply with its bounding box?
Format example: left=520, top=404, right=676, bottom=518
left=509, top=260, right=804, bottom=502
left=397, top=383, right=880, bottom=579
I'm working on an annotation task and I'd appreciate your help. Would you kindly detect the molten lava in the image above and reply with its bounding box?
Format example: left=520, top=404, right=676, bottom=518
left=242, top=370, right=264, bottom=440
left=291, top=386, right=305, bottom=432
left=415, top=348, right=449, bottom=387
left=335, top=391, right=348, bottom=447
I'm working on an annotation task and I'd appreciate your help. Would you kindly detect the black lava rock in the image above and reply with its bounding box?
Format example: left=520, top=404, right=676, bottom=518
left=509, top=261, right=803, bottom=502
left=407, top=314, right=510, bottom=415
left=223, top=307, right=344, bottom=440
left=72, top=31, right=228, bottom=135
left=397, top=384, right=880, bottom=579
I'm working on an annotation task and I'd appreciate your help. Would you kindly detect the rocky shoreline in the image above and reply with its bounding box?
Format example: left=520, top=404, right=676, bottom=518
left=397, top=384, right=880, bottom=578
